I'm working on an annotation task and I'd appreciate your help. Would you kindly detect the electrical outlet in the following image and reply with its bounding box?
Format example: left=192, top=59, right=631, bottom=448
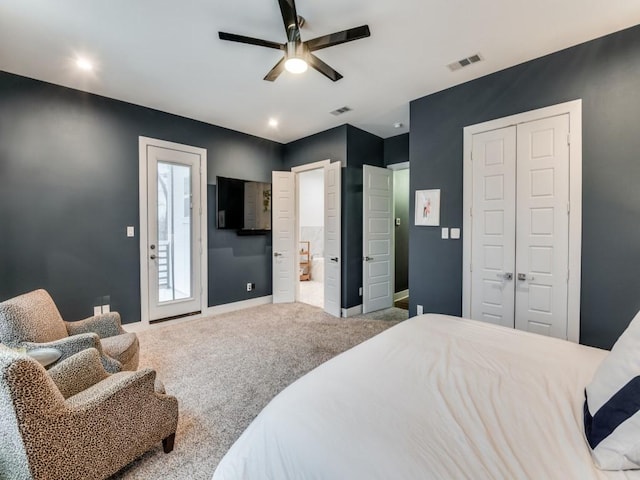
left=251, top=283, right=256, bottom=290
left=247, top=283, right=252, bottom=292
left=102, top=304, right=110, bottom=313
left=417, top=304, right=424, bottom=315
left=359, top=287, right=363, bottom=296
left=93, top=306, right=102, bottom=316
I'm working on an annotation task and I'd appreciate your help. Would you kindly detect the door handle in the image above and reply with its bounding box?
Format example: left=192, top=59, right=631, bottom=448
left=150, top=254, right=157, bottom=260
left=273, top=252, right=282, bottom=257
left=330, top=257, right=339, bottom=262
left=363, top=256, right=373, bottom=262
left=497, top=272, right=513, bottom=280
left=517, top=273, right=535, bottom=281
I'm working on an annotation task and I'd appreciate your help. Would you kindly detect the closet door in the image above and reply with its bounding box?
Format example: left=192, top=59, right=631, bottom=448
left=470, top=126, right=517, bottom=328
left=514, top=114, right=570, bottom=337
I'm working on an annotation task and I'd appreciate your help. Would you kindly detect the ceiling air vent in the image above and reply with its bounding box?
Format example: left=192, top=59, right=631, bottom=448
left=447, top=53, right=483, bottom=72
left=330, top=106, right=352, bottom=116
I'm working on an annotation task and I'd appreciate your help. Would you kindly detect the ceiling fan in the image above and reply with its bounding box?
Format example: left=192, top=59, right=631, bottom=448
left=218, top=0, right=370, bottom=82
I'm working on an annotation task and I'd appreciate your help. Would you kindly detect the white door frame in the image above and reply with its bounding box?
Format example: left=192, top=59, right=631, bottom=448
left=138, top=136, right=208, bottom=326
left=291, top=160, right=343, bottom=315
left=462, top=99, right=582, bottom=342
left=387, top=161, right=410, bottom=301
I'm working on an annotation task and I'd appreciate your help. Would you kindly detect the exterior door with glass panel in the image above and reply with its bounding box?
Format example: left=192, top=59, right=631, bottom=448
left=146, top=145, right=202, bottom=321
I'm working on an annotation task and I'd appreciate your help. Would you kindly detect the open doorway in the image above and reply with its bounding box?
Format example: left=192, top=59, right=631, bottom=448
left=390, top=163, right=409, bottom=310
left=297, top=168, right=325, bottom=308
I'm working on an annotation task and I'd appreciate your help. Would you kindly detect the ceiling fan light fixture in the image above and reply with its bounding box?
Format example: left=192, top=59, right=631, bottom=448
left=284, top=57, right=308, bottom=74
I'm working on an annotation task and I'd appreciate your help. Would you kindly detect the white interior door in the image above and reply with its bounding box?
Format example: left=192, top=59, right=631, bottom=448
left=324, top=162, right=341, bottom=317
left=363, top=165, right=394, bottom=314
left=470, top=126, right=517, bottom=328
left=272, top=171, right=296, bottom=303
left=515, top=114, right=570, bottom=337
left=146, top=144, right=202, bottom=321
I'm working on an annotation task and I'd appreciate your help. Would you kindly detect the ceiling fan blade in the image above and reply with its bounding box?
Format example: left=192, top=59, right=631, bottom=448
left=278, top=0, right=300, bottom=42
left=308, top=54, right=343, bottom=82
left=219, top=32, right=284, bottom=50
left=264, top=57, right=287, bottom=82
left=305, top=25, right=371, bottom=52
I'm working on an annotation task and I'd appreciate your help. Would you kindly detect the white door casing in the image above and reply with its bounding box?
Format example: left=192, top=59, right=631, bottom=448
left=363, top=165, right=394, bottom=314
left=515, top=114, right=570, bottom=338
left=470, top=126, right=517, bottom=328
left=324, top=162, right=342, bottom=317
left=462, top=100, right=581, bottom=342
left=139, top=137, right=207, bottom=324
left=272, top=171, right=296, bottom=303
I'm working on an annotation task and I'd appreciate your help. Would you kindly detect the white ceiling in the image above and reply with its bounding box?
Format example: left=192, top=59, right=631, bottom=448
left=1, top=1, right=639, bottom=143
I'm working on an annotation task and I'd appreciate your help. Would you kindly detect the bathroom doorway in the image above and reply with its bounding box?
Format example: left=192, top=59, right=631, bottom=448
left=297, top=168, right=325, bottom=308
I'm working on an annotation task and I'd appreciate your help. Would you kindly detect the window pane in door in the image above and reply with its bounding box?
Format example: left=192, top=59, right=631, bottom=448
left=157, top=161, right=192, bottom=302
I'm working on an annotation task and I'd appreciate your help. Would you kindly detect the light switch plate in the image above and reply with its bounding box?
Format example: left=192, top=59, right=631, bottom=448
left=451, top=228, right=461, bottom=239
left=395, top=218, right=401, bottom=226
left=441, top=227, right=449, bottom=239
left=126, top=226, right=135, bottom=237
left=417, top=304, right=424, bottom=315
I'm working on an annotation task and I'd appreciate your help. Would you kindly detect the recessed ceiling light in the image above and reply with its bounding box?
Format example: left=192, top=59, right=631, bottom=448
left=268, top=118, right=278, bottom=128
left=76, top=58, right=93, bottom=71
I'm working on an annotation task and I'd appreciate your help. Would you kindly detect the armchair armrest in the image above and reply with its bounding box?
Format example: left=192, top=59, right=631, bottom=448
left=65, top=312, right=124, bottom=338
left=23, top=334, right=122, bottom=373
left=48, top=348, right=110, bottom=399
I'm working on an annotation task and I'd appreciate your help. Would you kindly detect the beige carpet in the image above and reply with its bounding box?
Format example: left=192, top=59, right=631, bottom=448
left=112, top=302, right=407, bottom=479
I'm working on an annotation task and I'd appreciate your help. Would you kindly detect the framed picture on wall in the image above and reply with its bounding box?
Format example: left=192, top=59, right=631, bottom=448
left=415, top=189, right=440, bottom=226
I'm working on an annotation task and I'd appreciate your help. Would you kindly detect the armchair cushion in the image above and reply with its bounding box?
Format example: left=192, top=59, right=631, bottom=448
left=100, top=332, right=139, bottom=371
left=48, top=348, right=110, bottom=399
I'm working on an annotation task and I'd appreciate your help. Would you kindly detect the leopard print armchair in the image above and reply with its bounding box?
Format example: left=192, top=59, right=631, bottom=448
left=0, top=346, right=178, bottom=480
left=0, top=289, right=139, bottom=372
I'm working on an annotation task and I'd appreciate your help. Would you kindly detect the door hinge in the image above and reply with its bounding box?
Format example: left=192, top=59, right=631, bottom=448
left=470, top=263, right=473, bottom=273
left=567, top=269, right=570, bottom=282
left=470, top=207, right=473, bottom=217
left=567, top=134, right=571, bottom=145
left=470, top=151, right=474, bottom=161
left=567, top=202, right=570, bottom=214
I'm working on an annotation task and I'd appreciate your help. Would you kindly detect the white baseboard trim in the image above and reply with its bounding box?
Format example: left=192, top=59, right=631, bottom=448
left=204, top=295, right=273, bottom=316
left=341, top=305, right=363, bottom=317
left=123, top=295, right=273, bottom=333
left=393, top=289, right=409, bottom=301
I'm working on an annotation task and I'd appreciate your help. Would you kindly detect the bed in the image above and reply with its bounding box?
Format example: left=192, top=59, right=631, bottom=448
left=213, top=314, right=640, bottom=479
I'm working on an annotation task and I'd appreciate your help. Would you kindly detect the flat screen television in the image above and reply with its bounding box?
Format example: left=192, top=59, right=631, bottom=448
left=216, top=176, right=272, bottom=232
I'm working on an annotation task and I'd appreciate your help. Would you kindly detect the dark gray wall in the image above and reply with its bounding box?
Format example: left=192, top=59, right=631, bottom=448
left=282, top=126, right=347, bottom=170
left=410, top=24, right=640, bottom=349
left=0, top=71, right=282, bottom=323
left=344, top=126, right=384, bottom=308
left=384, top=133, right=409, bottom=167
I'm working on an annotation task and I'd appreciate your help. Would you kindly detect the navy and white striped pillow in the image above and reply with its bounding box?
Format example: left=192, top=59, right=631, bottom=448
left=585, top=310, right=640, bottom=470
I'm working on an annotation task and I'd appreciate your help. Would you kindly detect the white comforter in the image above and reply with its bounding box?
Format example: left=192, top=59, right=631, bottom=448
left=213, top=314, right=640, bottom=479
